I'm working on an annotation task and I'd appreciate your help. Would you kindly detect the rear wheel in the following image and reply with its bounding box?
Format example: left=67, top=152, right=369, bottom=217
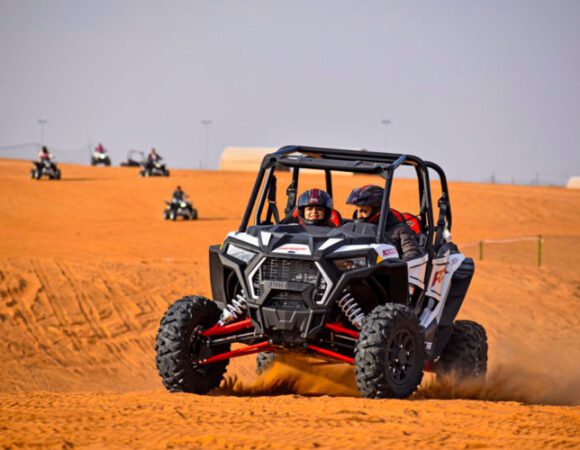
left=355, top=304, right=425, bottom=399
left=155, top=296, right=230, bottom=394
left=435, top=320, right=487, bottom=379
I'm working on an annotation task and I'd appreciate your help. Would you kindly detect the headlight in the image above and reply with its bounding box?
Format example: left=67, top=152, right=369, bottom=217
left=226, top=244, right=256, bottom=263
left=333, top=256, right=368, bottom=271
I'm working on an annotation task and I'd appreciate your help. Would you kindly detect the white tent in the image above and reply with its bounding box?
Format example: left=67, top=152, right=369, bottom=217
left=566, top=177, right=580, bottom=189
left=219, top=147, right=276, bottom=172
left=219, top=146, right=352, bottom=175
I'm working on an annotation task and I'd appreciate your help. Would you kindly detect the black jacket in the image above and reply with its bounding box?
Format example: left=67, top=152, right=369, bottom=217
left=384, top=219, right=424, bottom=261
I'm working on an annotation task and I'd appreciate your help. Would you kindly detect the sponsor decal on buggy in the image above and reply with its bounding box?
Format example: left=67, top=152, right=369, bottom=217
left=431, top=268, right=447, bottom=287
left=424, top=252, right=467, bottom=325
left=273, top=243, right=311, bottom=255
left=425, top=255, right=449, bottom=300
left=373, top=244, right=399, bottom=262
left=333, top=244, right=399, bottom=261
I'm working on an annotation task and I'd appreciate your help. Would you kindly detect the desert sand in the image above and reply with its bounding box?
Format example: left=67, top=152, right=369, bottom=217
left=0, top=158, right=579, bottom=449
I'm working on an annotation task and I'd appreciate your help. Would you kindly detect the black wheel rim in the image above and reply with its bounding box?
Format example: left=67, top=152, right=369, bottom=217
left=386, top=329, right=417, bottom=384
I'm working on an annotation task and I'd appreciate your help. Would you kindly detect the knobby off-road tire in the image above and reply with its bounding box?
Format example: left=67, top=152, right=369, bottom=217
left=155, top=296, right=230, bottom=394
left=355, top=304, right=426, bottom=399
left=436, top=320, right=487, bottom=379
left=256, top=352, right=276, bottom=374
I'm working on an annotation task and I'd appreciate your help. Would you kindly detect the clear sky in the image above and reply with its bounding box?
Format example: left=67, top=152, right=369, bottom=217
left=0, top=0, right=578, bottom=184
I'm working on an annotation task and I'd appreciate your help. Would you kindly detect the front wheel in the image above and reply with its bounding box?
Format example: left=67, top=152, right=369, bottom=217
left=435, top=320, right=487, bottom=380
left=155, top=296, right=230, bottom=394
left=355, top=304, right=425, bottom=399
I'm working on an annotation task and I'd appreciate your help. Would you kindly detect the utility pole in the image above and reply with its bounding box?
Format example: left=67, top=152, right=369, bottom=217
left=201, top=120, right=212, bottom=169
left=37, top=119, right=48, bottom=148
left=381, top=119, right=391, bottom=150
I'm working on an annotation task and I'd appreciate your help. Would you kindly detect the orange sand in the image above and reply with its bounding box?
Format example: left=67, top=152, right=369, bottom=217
left=0, top=159, right=579, bottom=449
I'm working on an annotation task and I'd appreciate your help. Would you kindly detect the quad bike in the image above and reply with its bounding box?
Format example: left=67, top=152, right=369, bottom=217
left=31, top=159, right=61, bottom=180
left=140, top=160, right=170, bottom=177
left=91, top=151, right=111, bottom=166
left=155, top=146, right=487, bottom=398
left=164, top=200, right=198, bottom=221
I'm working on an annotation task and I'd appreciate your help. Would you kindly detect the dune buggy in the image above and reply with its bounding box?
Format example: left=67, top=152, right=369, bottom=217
left=155, top=146, right=487, bottom=398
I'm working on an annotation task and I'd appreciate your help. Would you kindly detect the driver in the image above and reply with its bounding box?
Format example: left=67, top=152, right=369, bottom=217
left=94, top=143, right=107, bottom=153
left=38, top=146, right=53, bottom=162
left=346, top=185, right=423, bottom=260
left=146, top=148, right=162, bottom=171
left=283, top=188, right=341, bottom=227
left=172, top=185, right=188, bottom=202
left=36, top=146, right=55, bottom=169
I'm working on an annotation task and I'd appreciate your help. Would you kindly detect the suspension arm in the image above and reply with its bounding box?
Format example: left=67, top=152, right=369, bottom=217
left=325, top=322, right=360, bottom=339
left=199, top=318, right=253, bottom=337
left=307, top=344, right=354, bottom=364
left=195, top=341, right=274, bottom=366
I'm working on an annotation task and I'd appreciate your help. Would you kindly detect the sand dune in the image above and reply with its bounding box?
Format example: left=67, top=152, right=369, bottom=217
left=0, top=159, right=579, bottom=448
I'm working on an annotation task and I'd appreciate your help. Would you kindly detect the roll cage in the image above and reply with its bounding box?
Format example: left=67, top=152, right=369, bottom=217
left=239, top=145, right=452, bottom=254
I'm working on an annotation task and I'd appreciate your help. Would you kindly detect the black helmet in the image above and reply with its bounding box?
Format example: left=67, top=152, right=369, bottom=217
left=346, top=185, right=384, bottom=223
left=297, top=189, right=333, bottom=225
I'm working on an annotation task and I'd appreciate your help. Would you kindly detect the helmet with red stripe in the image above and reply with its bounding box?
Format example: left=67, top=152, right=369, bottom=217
left=297, top=189, right=333, bottom=226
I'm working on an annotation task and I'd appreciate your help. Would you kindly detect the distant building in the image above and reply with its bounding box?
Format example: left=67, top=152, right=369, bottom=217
left=566, top=177, right=580, bottom=189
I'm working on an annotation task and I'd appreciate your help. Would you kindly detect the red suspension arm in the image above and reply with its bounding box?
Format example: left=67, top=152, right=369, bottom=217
left=197, top=341, right=274, bottom=366
left=199, top=318, right=253, bottom=337
left=325, top=322, right=359, bottom=339
left=307, top=344, right=354, bottom=364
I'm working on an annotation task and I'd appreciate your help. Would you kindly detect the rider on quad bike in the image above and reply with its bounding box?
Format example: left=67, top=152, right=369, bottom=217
left=31, top=146, right=61, bottom=180
left=141, top=148, right=169, bottom=177
left=164, top=186, right=197, bottom=220
left=91, top=143, right=112, bottom=166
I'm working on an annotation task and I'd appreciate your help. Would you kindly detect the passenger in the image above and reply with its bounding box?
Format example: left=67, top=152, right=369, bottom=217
left=346, top=185, right=423, bottom=260
left=283, top=189, right=341, bottom=227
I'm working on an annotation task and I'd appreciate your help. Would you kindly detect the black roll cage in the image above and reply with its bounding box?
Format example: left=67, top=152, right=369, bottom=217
left=239, top=145, right=452, bottom=254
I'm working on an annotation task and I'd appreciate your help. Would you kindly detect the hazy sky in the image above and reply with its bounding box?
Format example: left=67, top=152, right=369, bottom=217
left=0, top=0, right=578, bottom=183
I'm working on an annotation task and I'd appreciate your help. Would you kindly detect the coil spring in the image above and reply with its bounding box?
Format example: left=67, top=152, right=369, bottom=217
left=219, top=290, right=248, bottom=324
left=338, top=291, right=365, bottom=329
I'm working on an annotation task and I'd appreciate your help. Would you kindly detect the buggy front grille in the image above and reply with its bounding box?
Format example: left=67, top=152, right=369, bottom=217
left=251, top=258, right=328, bottom=303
